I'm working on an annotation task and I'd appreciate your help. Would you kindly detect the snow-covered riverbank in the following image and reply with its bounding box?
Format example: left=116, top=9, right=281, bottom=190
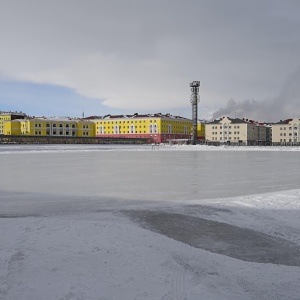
left=1, top=146, right=299, bottom=299
left=1, top=189, right=300, bottom=300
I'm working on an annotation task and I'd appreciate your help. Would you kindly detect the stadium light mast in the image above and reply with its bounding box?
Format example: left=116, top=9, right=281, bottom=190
left=190, top=81, right=200, bottom=145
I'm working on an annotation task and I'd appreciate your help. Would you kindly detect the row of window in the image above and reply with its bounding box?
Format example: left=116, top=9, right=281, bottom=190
left=212, top=131, right=240, bottom=135
left=279, top=127, right=298, bottom=130
left=34, top=130, right=89, bottom=136
left=211, top=137, right=240, bottom=141
left=34, top=123, right=91, bottom=128
left=280, top=133, right=297, bottom=136
left=280, top=139, right=299, bottom=142
left=211, top=125, right=240, bottom=129
left=98, top=120, right=153, bottom=124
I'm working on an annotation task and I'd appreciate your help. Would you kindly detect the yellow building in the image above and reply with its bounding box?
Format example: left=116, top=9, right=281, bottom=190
left=86, top=113, right=193, bottom=143
left=0, top=111, right=26, bottom=135
left=3, top=117, right=96, bottom=137
left=197, top=121, right=206, bottom=141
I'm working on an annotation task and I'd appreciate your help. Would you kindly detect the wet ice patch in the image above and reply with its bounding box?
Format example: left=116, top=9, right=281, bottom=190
left=126, top=210, right=300, bottom=266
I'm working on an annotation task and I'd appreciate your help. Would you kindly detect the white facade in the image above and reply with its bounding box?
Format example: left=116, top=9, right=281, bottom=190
left=272, top=118, right=300, bottom=144
left=205, top=117, right=271, bottom=145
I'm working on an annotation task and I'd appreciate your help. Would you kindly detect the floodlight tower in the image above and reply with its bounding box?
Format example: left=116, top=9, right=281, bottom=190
left=190, top=81, right=200, bottom=145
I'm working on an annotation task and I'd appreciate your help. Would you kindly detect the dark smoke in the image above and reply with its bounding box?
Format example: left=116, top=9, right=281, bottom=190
left=212, top=67, right=300, bottom=122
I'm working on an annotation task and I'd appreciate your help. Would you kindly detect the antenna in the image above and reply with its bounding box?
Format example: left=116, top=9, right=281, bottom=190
left=190, top=81, right=200, bottom=145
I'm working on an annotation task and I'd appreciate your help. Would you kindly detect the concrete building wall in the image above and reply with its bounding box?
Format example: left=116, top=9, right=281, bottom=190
left=90, top=114, right=192, bottom=143
left=0, top=112, right=26, bottom=134
left=272, top=118, right=300, bottom=144
left=205, top=117, right=270, bottom=145
left=3, top=118, right=96, bottom=138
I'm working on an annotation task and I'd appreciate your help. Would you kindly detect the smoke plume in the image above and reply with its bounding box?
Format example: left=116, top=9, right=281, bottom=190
left=212, top=67, right=300, bottom=122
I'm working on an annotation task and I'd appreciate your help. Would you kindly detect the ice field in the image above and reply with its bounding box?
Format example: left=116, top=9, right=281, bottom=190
left=0, top=144, right=300, bottom=299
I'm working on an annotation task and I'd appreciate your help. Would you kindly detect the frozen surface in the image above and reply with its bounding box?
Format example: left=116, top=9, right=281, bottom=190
left=0, top=145, right=300, bottom=299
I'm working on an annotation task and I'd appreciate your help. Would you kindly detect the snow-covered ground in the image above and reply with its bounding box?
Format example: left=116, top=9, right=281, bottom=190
left=0, top=145, right=300, bottom=299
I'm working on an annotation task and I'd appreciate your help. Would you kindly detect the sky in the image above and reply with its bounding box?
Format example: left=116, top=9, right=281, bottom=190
left=0, top=0, right=299, bottom=121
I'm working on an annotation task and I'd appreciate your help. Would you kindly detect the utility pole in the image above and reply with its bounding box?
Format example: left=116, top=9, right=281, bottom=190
left=190, top=81, right=200, bottom=145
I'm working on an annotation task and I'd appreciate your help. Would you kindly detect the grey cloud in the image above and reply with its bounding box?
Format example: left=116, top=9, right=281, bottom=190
left=212, top=67, right=300, bottom=122
left=0, top=0, right=300, bottom=115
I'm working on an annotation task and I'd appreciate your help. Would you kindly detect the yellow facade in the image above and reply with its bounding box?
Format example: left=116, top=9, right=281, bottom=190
left=91, top=116, right=192, bottom=136
left=0, top=112, right=26, bottom=134
left=88, top=114, right=192, bottom=143
left=4, top=120, right=22, bottom=135
left=197, top=123, right=206, bottom=139
left=3, top=117, right=96, bottom=137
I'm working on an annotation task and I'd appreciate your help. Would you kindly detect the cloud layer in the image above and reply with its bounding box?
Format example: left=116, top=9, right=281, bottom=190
left=212, top=67, right=300, bottom=122
left=0, top=0, right=299, bottom=120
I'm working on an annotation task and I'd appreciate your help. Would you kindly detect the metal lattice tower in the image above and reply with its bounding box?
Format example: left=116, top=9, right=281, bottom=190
left=190, top=81, right=200, bottom=145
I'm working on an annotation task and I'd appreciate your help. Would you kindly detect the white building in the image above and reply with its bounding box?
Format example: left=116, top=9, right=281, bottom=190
left=272, top=118, right=300, bottom=145
left=205, top=117, right=272, bottom=145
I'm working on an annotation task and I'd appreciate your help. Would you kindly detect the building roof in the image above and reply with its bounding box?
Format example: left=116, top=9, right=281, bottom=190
left=274, top=118, right=297, bottom=125
left=0, top=111, right=26, bottom=116
left=85, top=113, right=191, bottom=121
left=207, top=117, right=249, bottom=124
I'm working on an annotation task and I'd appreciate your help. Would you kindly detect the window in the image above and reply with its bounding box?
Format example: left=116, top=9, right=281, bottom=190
left=149, top=124, right=153, bottom=134
left=46, top=123, right=50, bottom=127
left=130, top=124, right=135, bottom=134
left=59, top=124, right=63, bottom=128
left=114, top=125, right=119, bottom=134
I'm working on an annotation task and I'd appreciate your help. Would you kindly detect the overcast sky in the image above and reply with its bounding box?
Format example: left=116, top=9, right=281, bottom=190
left=0, top=0, right=299, bottom=121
